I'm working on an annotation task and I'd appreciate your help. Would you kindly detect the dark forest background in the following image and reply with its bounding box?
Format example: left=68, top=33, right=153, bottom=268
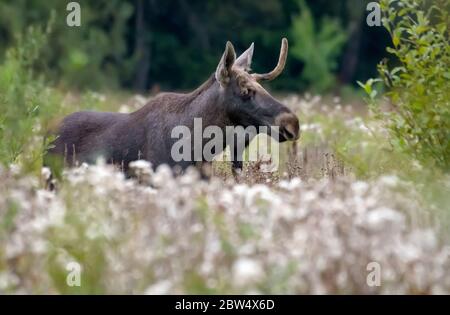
left=0, top=0, right=390, bottom=93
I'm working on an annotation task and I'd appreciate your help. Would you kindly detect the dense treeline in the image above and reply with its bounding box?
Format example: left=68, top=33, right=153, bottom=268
left=0, top=0, right=390, bottom=92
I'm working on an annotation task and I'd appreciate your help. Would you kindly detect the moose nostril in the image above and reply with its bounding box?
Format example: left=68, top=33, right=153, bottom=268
left=276, top=113, right=300, bottom=140
left=284, top=124, right=299, bottom=140
left=283, top=127, right=295, bottom=139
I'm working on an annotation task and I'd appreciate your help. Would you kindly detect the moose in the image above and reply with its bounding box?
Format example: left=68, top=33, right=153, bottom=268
left=48, top=38, right=300, bottom=176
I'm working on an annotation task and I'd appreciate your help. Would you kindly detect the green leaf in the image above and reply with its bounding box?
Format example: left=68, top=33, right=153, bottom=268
left=393, top=34, right=400, bottom=47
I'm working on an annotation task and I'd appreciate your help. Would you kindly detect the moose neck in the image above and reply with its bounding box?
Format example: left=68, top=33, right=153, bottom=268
left=184, top=76, right=231, bottom=130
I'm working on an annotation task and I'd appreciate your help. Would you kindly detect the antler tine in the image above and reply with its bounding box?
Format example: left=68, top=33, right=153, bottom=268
left=253, top=38, right=288, bottom=81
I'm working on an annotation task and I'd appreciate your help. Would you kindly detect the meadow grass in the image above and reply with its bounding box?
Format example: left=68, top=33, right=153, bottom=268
left=1, top=89, right=449, bottom=294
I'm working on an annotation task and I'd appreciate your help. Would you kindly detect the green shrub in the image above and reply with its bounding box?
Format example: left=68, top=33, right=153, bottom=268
left=290, top=0, right=347, bottom=92
left=0, top=23, right=62, bottom=174
left=363, top=0, right=450, bottom=171
left=0, top=0, right=134, bottom=90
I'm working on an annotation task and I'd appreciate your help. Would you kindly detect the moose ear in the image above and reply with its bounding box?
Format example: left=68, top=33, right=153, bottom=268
left=234, top=43, right=254, bottom=71
left=215, top=41, right=236, bottom=86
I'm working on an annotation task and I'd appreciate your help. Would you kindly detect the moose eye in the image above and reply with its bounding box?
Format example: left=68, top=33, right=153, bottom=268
left=241, top=88, right=254, bottom=101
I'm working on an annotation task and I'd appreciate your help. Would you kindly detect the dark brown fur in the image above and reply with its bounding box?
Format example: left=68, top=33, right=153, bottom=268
left=47, top=40, right=300, bottom=175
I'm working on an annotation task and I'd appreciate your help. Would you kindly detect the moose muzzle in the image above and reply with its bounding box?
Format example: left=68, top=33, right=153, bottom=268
left=274, top=112, right=300, bottom=142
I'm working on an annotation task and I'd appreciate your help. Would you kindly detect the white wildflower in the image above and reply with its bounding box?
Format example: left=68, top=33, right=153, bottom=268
left=379, top=175, right=399, bottom=187
left=118, top=105, right=131, bottom=113
left=152, top=164, right=173, bottom=187
left=144, top=280, right=173, bottom=295
left=278, top=177, right=302, bottom=191
left=351, top=181, right=369, bottom=195
left=232, top=258, right=264, bottom=287
left=365, top=207, right=405, bottom=231
left=41, top=167, right=52, bottom=181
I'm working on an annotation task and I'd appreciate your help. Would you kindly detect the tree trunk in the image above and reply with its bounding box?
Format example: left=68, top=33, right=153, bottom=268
left=134, top=0, right=151, bottom=91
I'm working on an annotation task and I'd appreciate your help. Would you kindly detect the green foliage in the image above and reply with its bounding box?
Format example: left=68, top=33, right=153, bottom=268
left=0, top=0, right=385, bottom=92
left=371, top=0, right=450, bottom=171
left=290, top=0, right=348, bottom=92
left=0, top=0, right=134, bottom=90
left=0, top=23, right=62, bottom=174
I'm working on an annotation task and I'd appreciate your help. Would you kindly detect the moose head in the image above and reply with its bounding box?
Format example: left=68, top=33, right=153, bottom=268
left=215, top=38, right=300, bottom=143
